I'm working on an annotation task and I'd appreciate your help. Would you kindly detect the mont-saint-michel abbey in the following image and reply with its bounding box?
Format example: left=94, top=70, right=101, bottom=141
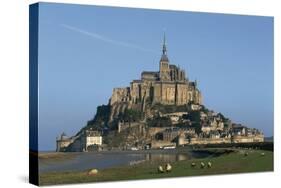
left=56, top=35, right=264, bottom=152
left=110, top=35, right=202, bottom=107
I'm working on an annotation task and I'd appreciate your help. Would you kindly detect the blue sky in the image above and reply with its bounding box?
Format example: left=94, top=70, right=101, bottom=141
left=37, top=2, right=273, bottom=151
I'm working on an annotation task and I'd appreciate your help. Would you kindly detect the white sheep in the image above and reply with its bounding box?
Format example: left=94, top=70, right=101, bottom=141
left=191, top=162, right=196, bottom=168
left=165, top=163, right=172, bottom=172
left=158, top=165, right=164, bottom=173
left=200, top=162, right=205, bottom=168
left=207, top=161, right=212, bottom=168
left=88, top=168, right=98, bottom=176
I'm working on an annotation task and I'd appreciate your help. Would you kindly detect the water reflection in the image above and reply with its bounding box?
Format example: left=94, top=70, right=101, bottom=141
left=144, top=153, right=189, bottom=163
left=39, top=150, right=208, bottom=173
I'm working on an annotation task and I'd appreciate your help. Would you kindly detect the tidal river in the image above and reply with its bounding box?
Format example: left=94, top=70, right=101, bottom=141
left=39, top=149, right=213, bottom=173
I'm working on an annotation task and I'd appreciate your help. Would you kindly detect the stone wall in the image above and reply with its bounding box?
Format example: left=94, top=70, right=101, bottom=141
left=150, top=140, right=176, bottom=149
left=177, top=135, right=264, bottom=146
left=130, top=81, right=141, bottom=104
left=232, top=135, right=264, bottom=143
left=153, top=83, right=161, bottom=103
left=161, top=83, right=176, bottom=104
left=118, top=121, right=141, bottom=133
left=110, top=71, right=202, bottom=107
left=110, top=87, right=131, bottom=105
left=176, top=83, right=188, bottom=105
left=56, top=139, right=72, bottom=152
left=192, top=138, right=232, bottom=145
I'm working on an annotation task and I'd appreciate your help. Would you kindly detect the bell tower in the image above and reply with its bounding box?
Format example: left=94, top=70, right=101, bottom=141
left=159, top=33, right=170, bottom=81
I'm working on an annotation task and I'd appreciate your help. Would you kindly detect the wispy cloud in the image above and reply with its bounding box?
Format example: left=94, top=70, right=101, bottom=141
left=60, top=24, right=157, bottom=54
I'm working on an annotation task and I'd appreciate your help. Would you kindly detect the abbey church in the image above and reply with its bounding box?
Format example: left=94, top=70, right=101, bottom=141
left=110, top=35, right=202, bottom=106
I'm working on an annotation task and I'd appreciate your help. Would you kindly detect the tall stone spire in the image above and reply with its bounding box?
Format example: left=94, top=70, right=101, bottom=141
left=162, top=32, right=167, bottom=55
left=160, top=32, right=169, bottom=62
left=159, top=32, right=170, bottom=81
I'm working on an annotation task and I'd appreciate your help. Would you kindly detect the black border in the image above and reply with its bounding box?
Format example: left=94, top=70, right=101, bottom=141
left=29, top=3, right=39, bottom=186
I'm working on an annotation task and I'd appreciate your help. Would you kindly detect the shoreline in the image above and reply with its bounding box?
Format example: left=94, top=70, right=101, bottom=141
left=38, top=141, right=274, bottom=155
left=38, top=141, right=273, bottom=157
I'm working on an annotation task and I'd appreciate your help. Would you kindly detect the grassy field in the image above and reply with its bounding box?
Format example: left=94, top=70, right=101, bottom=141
left=39, top=149, right=273, bottom=186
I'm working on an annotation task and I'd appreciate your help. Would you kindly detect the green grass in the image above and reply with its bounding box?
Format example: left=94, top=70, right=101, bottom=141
left=39, top=149, right=273, bottom=186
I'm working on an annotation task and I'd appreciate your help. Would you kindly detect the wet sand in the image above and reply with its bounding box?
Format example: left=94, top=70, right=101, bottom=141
left=39, top=148, right=217, bottom=173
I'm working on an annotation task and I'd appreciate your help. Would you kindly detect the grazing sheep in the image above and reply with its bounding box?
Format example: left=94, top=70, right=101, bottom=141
left=191, top=162, right=196, bottom=168
left=165, top=163, right=172, bottom=173
left=158, top=165, right=164, bottom=173
left=261, top=152, right=265, bottom=156
left=88, top=169, right=98, bottom=176
left=200, top=162, right=205, bottom=168
left=207, top=161, right=212, bottom=168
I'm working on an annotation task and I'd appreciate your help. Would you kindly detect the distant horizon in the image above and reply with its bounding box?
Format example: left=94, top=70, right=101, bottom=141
left=36, top=2, right=273, bottom=151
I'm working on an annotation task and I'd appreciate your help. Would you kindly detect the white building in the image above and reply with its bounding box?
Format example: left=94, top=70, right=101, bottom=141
left=81, top=130, right=103, bottom=151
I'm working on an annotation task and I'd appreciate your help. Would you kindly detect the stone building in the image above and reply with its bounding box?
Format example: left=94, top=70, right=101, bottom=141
left=56, top=130, right=102, bottom=152
left=56, top=133, right=72, bottom=152
left=110, top=34, right=202, bottom=107
left=162, top=128, right=180, bottom=141
left=81, top=130, right=102, bottom=151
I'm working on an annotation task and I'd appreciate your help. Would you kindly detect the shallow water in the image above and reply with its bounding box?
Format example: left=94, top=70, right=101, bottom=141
left=39, top=149, right=212, bottom=173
